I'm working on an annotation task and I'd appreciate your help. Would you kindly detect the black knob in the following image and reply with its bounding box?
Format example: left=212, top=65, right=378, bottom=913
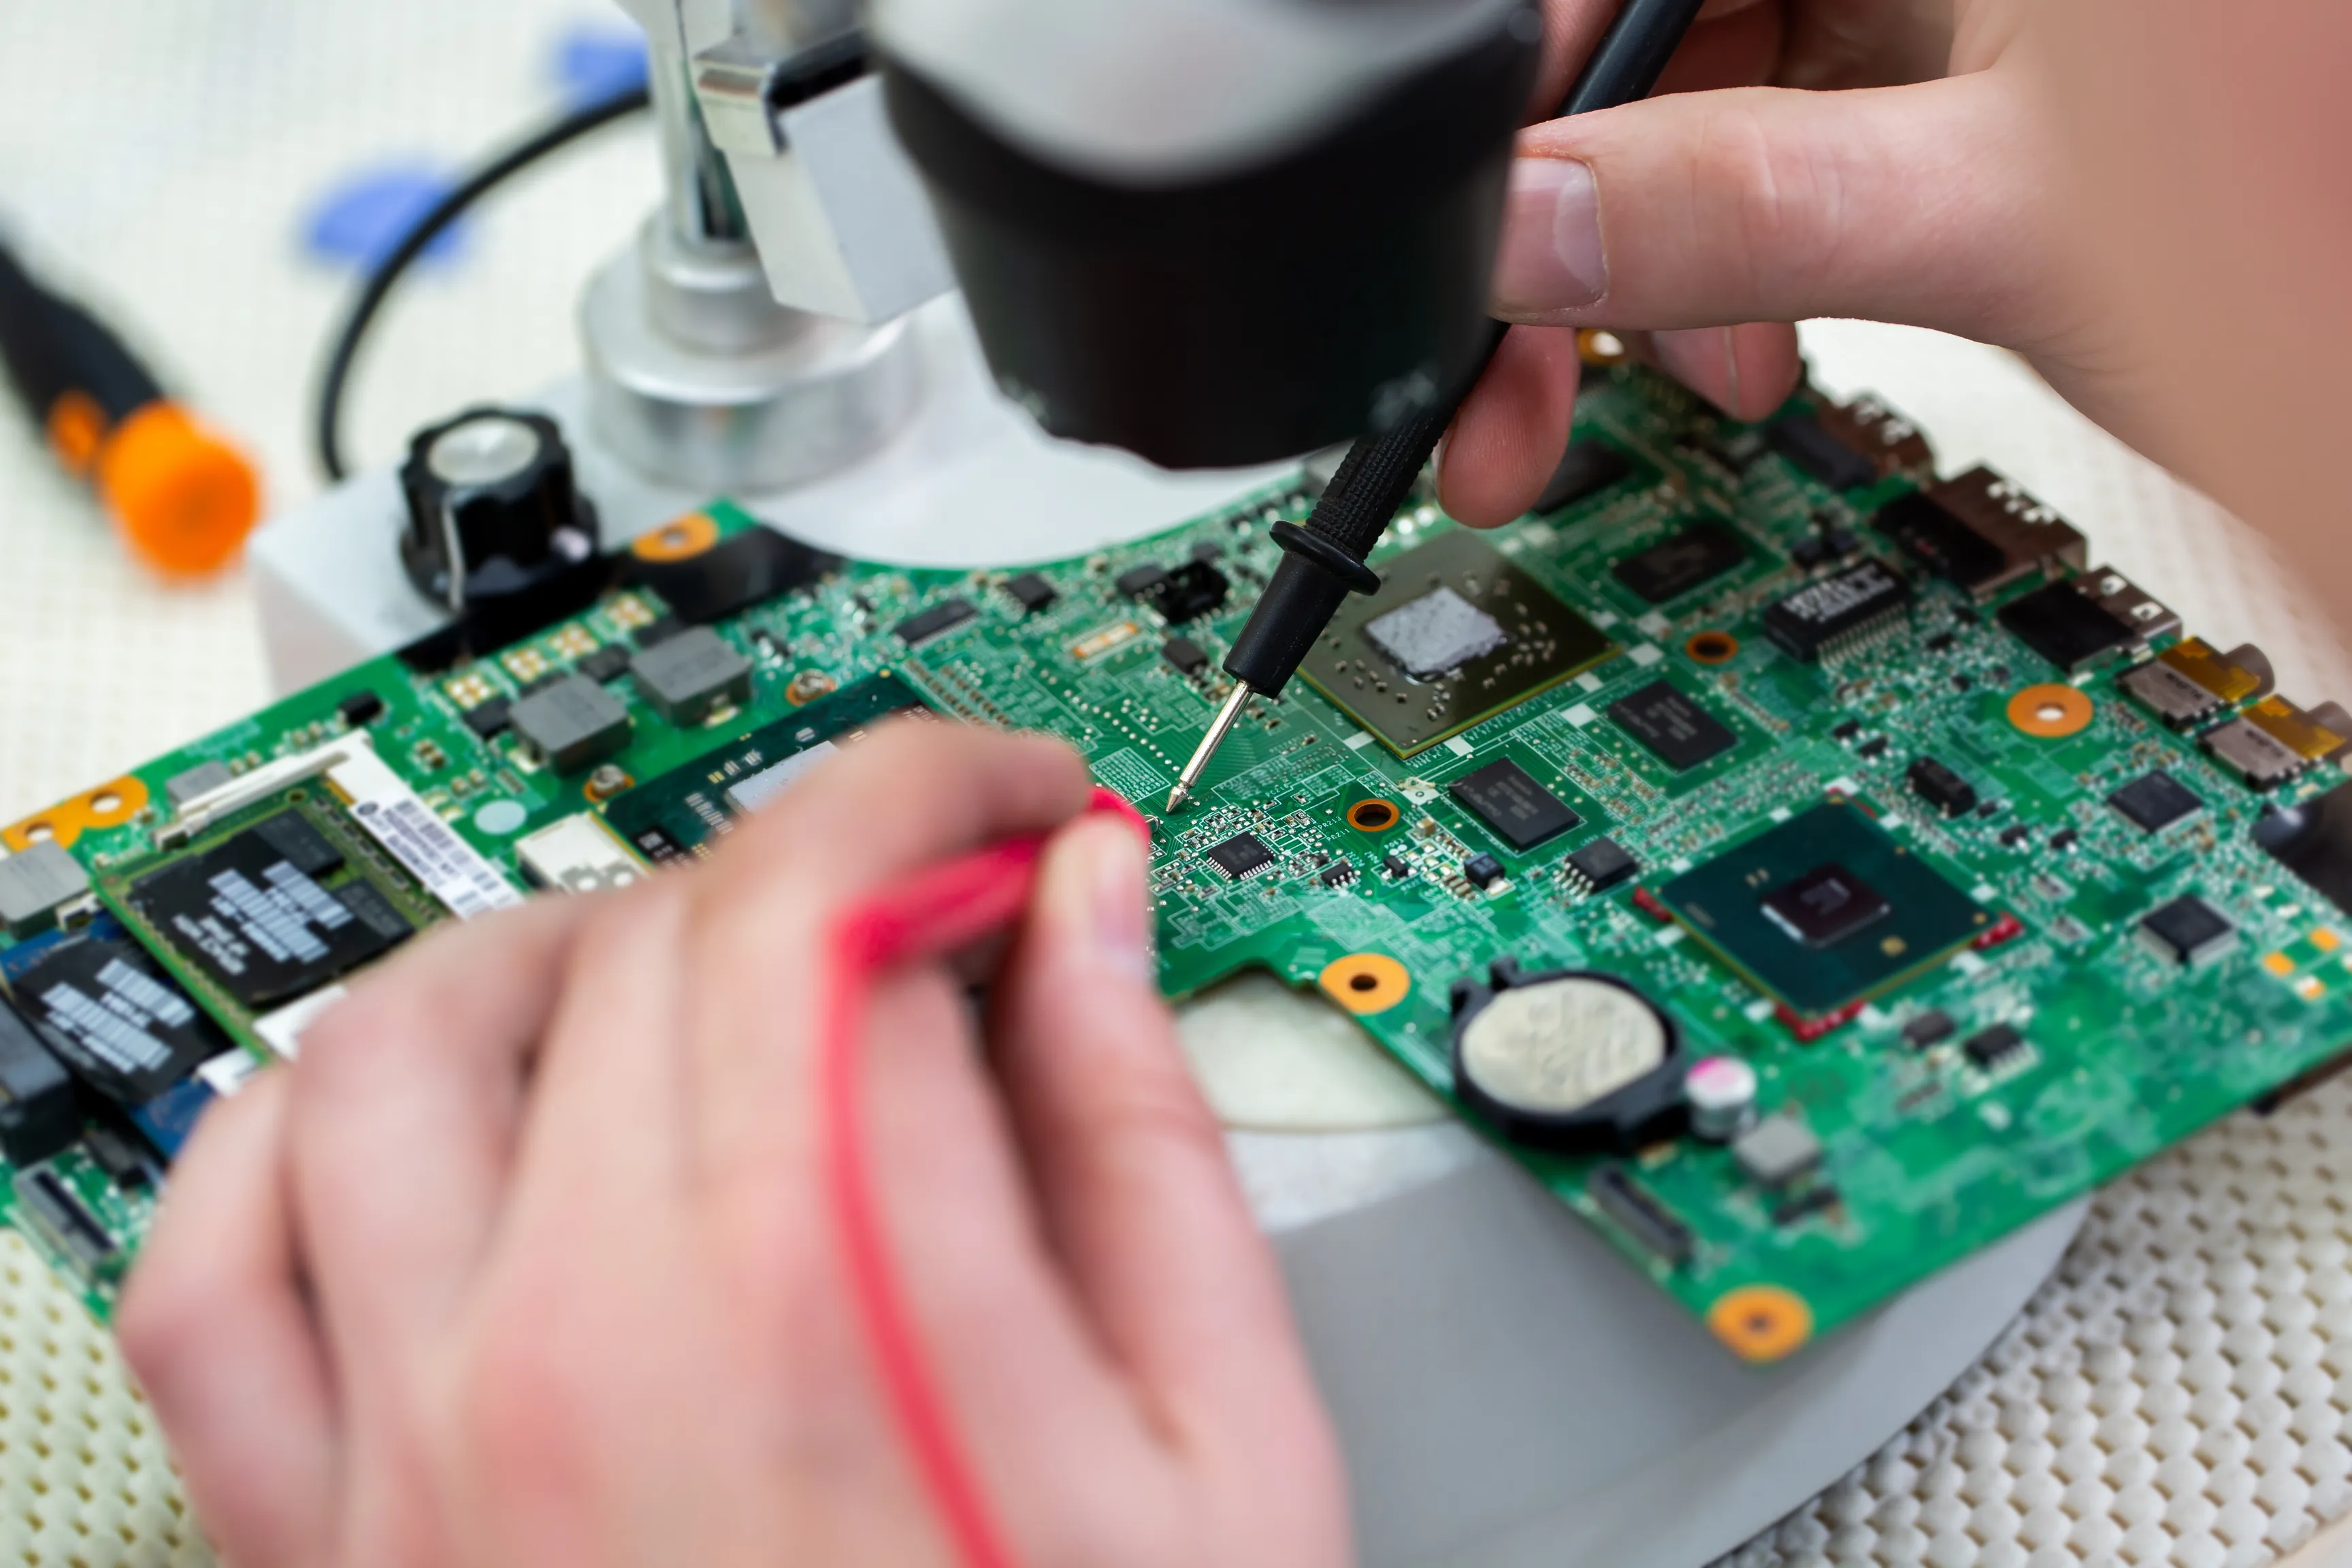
left=399, top=408, right=598, bottom=611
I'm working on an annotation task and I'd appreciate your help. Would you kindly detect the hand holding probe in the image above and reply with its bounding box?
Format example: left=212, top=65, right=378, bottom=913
left=1166, top=0, right=1709, bottom=813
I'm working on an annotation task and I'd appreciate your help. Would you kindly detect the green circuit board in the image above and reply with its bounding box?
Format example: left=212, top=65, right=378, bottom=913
left=6, top=357, right=2351, bottom=1361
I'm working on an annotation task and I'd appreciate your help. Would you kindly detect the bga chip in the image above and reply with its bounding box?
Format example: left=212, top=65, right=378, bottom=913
left=1659, top=801, right=1991, bottom=1018
left=1608, top=681, right=1737, bottom=771
left=1449, top=759, right=1582, bottom=850
left=1610, top=521, right=1746, bottom=606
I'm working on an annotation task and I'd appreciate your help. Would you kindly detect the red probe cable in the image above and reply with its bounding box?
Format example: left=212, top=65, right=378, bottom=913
left=818, top=787, right=1146, bottom=1568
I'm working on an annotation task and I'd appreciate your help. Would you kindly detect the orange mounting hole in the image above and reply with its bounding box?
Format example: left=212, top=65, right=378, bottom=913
left=2006, top=683, right=2095, bottom=738
left=1346, top=798, right=1401, bottom=832
left=3, top=774, right=150, bottom=852
left=631, top=512, right=720, bottom=563
left=1705, top=1284, right=1816, bottom=1363
left=1685, top=632, right=1740, bottom=665
left=1577, top=328, right=1629, bottom=366
left=1318, top=953, right=1411, bottom=1015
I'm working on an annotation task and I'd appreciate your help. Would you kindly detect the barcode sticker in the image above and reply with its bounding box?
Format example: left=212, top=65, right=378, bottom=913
left=348, top=796, right=522, bottom=919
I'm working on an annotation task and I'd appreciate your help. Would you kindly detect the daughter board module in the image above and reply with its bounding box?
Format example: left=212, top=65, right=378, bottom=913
left=5, top=355, right=2352, bottom=1362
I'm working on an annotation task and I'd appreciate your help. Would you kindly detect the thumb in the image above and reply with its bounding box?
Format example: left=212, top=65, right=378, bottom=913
left=1491, top=70, right=2070, bottom=355
left=990, top=818, right=1342, bottom=1497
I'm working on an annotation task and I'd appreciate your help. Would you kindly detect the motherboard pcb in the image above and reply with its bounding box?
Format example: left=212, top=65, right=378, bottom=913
left=6, top=353, right=2352, bottom=1364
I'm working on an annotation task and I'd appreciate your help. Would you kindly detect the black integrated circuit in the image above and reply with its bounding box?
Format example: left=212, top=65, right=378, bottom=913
left=1607, top=681, right=1737, bottom=772
left=1565, top=836, right=1639, bottom=892
left=1659, top=801, right=1991, bottom=1018
left=2140, top=896, right=2236, bottom=965
left=13, top=938, right=231, bottom=1102
left=1205, top=833, right=1275, bottom=880
left=1610, top=521, right=1748, bottom=606
left=1761, top=864, right=1892, bottom=949
left=1761, top=559, right=1912, bottom=662
left=1448, top=758, right=1581, bottom=850
left=127, top=813, right=414, bottom=1010
left=2109, top=770, right=2202, bottom=834
left=895, top=598, right=979, bottom=647
left=1907, top=756, right=1978, bottom=817
left=1004, top=572, right=1057, bottom=612
left=1161, top=636, right=1209, bottom=675
left=1137, top=561, right=1229, bottom=623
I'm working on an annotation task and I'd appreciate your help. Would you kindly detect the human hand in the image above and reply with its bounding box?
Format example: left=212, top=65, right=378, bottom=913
left=116, top=721, right=1349, bottom=1568
left=1442, top=0, right=2144, bottom=525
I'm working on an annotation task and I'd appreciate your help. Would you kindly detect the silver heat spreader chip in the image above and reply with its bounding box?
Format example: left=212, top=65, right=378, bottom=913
left=1362, top=585, right=1509, bottom=679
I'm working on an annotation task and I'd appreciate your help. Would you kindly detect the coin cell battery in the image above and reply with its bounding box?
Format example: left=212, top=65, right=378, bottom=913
left=1450, top=970, right=1689, bottom=1153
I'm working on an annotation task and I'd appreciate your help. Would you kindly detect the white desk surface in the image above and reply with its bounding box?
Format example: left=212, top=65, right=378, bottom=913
left=3, top=3, right=2351, bottom=1565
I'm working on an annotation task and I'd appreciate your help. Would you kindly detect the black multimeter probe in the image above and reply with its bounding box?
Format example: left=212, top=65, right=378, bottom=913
left=1166, top=0, right=1708, bottom=812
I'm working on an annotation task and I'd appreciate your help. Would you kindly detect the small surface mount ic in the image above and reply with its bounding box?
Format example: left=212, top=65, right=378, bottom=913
left=1205, top=832, right=1275, bottom=881
left=1761, top=559, right=1912, bottom=662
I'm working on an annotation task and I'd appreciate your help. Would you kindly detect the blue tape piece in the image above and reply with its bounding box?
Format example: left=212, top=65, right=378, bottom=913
left=128, top=1077, right=215, bottom=1161
left=302, top=167, right=467, bottom=272
left=553, top=27, right=649, bottom=105
left=0, top=914, right=126, bottom=985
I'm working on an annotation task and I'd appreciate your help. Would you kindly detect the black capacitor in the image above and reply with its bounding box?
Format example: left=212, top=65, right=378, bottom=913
left=399, top=407, right=599, bottom=615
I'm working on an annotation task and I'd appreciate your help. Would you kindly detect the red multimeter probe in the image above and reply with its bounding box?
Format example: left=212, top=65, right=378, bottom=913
left=820, top=786, right=1146, bottom=1568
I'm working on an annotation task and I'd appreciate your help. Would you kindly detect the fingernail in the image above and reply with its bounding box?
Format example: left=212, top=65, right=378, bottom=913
left=1491, top=157, right=1606, bottom=315
left=1079, top=821, right=1154, bottom=983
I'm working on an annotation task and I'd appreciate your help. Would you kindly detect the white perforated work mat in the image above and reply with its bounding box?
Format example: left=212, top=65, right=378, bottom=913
left=3, top=5, right=2352, bottom=1565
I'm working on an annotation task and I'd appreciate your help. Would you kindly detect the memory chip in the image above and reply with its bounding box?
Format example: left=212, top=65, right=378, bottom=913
left=1762, top=560, right=1913, bottom=662
left=1449, top=759, right=1580, bottom=849
left=128, top=817, right=414, bottom=1009
left=1206, top=833, right=1275, bottom=880
left=1608, top=681, right=1737, bottom=771
left=14, top=938, right=230, bottom=1102
left=1610, top=521, right=1746, bottom=606
left=2108, top=770, right=2202, bottom=834
left=1363, top=587, right=1508, bottom=680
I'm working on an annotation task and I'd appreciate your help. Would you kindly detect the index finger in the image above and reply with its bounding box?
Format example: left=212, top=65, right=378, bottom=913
left=681, top=719, right=1094, bottom=1183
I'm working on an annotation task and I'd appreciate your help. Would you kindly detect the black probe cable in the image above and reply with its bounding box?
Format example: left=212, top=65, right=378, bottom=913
left=311, top=85, right=651, bottom=483
left=1166, top=0, right=1709, bottom=812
